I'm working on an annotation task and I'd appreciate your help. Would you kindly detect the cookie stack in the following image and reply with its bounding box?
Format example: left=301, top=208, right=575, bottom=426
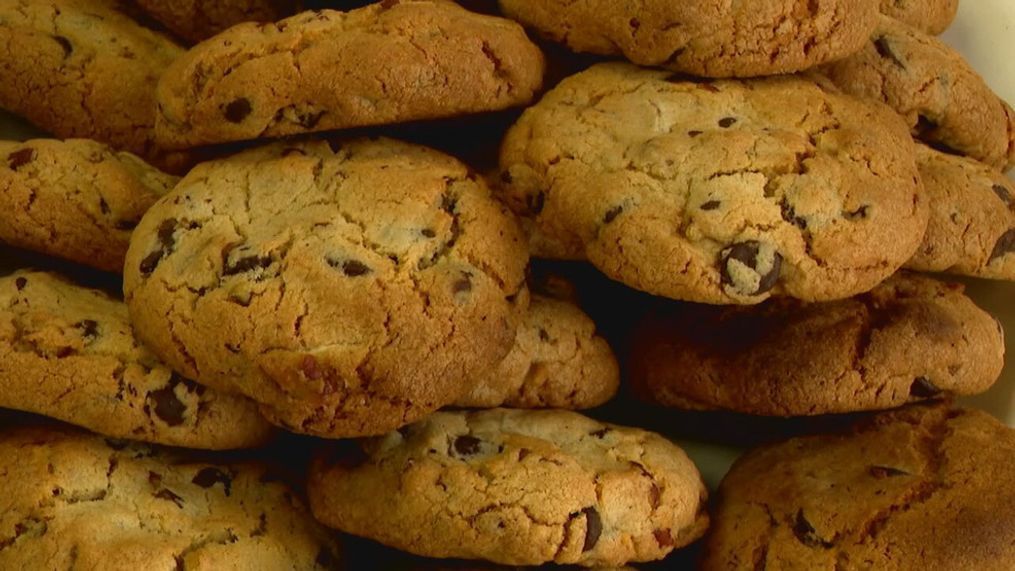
left=0, top=0, right=1011, bottom=568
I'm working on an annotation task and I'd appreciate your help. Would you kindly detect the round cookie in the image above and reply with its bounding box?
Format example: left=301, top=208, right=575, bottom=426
left=308, top=408, right=708, bottom=567
left=498, top=0, right=879, bottom=78
left=499, top=63, right=928, bottom=304
left=454, top=293, right=619, bottom=410
left=906, top=144, right=1015, bottom=280
left=0, top=271, right=274, bottom=449
left=155, top=1, right=545, bottom=149
left=124, top=138, right=529, bottom=438
left=880, top=0, right=959, bottom=35
left=629, top=272, right=1004, bottom=416
left=0, top=139, right=177, bottom=273
left=822, top=16, right=1015, bottom=171
left=0, top=425, right=341, bottom=570
left=136, top=0, right=299, bottom=44
left=0, top=0, right=185, bottom=168
left=702, top=404, right=1015, bottom=570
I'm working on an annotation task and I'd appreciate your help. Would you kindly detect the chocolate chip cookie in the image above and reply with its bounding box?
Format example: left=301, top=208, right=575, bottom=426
left=155, top=1, right=545, bottom=149
left=0, top=0, right=185, bottom=167
left=454, top=292, right=619, bottom=410
left=0, top=271, right=274, bottom=449
left=498, top=0, right=879, bottom=78
left=702, top=404, right=1015, bottom=570
left=906, top=144, right=1015, bottom=280
left=629, top=273, right=1004, bottom=416
left=0, top=425, right=341, bottom=570
left=499, top=63, right=928, bottom=304
left=880, top=0, right=959, bottom=34
left=822, top=16, right=1015, bottom=171
left=136, top=0, right=298, bottom=44
left=308, top=408, right=708, bottom=567
left=0, top=139, right=177, bottom=273
left=124, top=139, right=528, bottom=438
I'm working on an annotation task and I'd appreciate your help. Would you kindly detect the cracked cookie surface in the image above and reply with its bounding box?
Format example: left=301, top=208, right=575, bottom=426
left=906, top=144, right=1015, bottom=280
left=822, top=16, right=1015, bottom=171
left=155, top=0, right=545, bottom=149
left=0, top=425, right=341, bottom=570
left=0, top=0, right=185, bottom=167
left=499, top=63, right=927, bottom=304
left=701, top=404, right=1015, bottom=570
left=308, top=408, right=708, bottom=567
left=879, top=0, right=958, bottom=35
left=629, top=273, right=1004, bottom=416
left=0, top=271, right=273, bottom=449
left=123, top=138, right=528, bottom=438
left=454, top=292, right=619, bottom=410
left=136, top=0, right=299, bottom=44
left=498, top=0, right=879, bottom=78
left=0, top=139, right=177, bottom=273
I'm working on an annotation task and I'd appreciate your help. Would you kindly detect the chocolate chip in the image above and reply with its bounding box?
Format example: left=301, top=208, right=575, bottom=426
left=873, top=36, right=905, bottom=68
left=994, top=184, right=1013, bottom=205
left=191, top=467, right=232, bottom=496
left=139, top=218, right=178, bottom=276
left=720, top=241, right=782, bottom=296
left=589, top=428, right=609, bottom=438
left=701, top=200, right=721, bottom=211
left=718, top=117, right=737, bottom=128
left=421, top=228, right=436, bottom=238
left=7, top=148, right=35, bottom=170
left=223, top=98, right=252, bottom=123
left=649, top=483, right=661, bottom=509
left=989, top=229, right=1015, bottom=263
left=301, top=356, right=322, bottom=381
left=14, top=277, right=27, bottom=290
left=845, top=205, right=870, bottom=221
left=223, top=253, right=273, bottom=276
left=340, top=260, right=370, bottom=277
left=147, top=382, right=187, bottom=426
left=380, top=0, right=400, bottom=8
left=603, top=205, right=623, bottom=224
left=518, top=448, right=531, bottom=461
left=538, top=328, right=550, bottom=342
left=452, top=435, right=481, bottom=457
left=910, top=376, right=942, bottom=399
left=687, top=130, right=703, bottom=138
left=869, top=466, right=910, bottom=478
left=52, top=35, right=73, bottom=57
left=792, top=510, right=832, bottom=548
left=780, top=199, right=808, bottom=229
left=98, top=197, right=110, bottom=215
left=153, top=488, right=184, bottom=508
left=526, top=191, right=545, bottom=215
left=76, top=319, right=99, bottom=339
left=453, top=274, right=472, bottom=294
left=297, top=110, right=326, bottom=129
left=582, top=507, right=601, bottom=551
left=653, top=529, right=674, bottom=547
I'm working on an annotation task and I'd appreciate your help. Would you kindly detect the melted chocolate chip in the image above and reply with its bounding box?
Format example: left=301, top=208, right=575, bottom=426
left=687, top=130, right=703, bottom=138
left=52, top=35, right=73, bottom=57
left=76, top=319, right=99, bottom=339
left=301, top=356, right=322, bottom=380
left=7, top=148, right=35, bottom=170
left=153, top=488, right=184, bottom=508
left=538, top=328, right=550, bottom=342
left=718, top=117, right=737, bottom=128
left=15, top=277, right=27, bottom=291
left=421, top=228, right=436, bottom=238
left=869, top=466, right=910, bottom=478
left=720, top=241, right=782, bottom=296
left=589, top=428, right=609, bottom=439
left=993, top=184, right=1013, bottom=205
left=873, top=36, right=905, bottom=68
left=780, top=199, right=808, bottom=229
left=792, top=510, right=832, bottom=548
left=453, top=274, right=472, bottom=294
left=989, top=229, right=1015, bottom=262
left=603, top=205, right=624, bottom=224
left=845, top=205, right=870, bottom=221
left=223, top=254, right=273, bottom=276
left=582, top=507, right=602, bottom=551
left=341, top=260, right=370, bottom=277
left=910, top=376, right=942, bottom=399
left=147, top=382, right=187, bottom=426
left=139, top=218, right=178, bottom=276
left=223, top=98, right=252, bottom=123
left=701, top=200, right=721, bottom=211
left=653, top=529, right=674, bottom=547
left=648, top=483, right=661, bottom=509
left=191, top=467, right=232, bottom=496
left=297, top=110, right=326, bottom=129
left=452, top=435, right=481, bottom=457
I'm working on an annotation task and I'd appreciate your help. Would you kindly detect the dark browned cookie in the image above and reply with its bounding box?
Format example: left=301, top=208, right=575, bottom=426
left=136, top=0, right=299, bottom=43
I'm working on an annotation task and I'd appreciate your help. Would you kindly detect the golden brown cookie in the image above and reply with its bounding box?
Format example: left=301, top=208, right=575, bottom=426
left=136, top=0, right=299, bottom=43
left=880, top=0, right=959, bottom=35
left=629, top=273, right=1004, bottom=416
left=155, top=1, right=545, bottom=149
left=702, top=404, right=1015, bottom=570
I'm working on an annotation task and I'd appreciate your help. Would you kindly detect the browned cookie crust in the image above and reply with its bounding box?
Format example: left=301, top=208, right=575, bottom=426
left=907, top=144, right=1015, bottom=279
left=498, top=0, right=879, bottom=78
left=136, top=0, right=299, bottom=43
left=880, top=0, right=959, bottom=35
left=822, top=16, right=1015, bottom=171
left=124, top=139, right=529, bottom=438
left=309, top=409, right=708, bottom=567
left=0, top=271, right=274, bottom=449
left=0, top=426, right=341, bottom=570
left=0, top=139, right=177, bottom=273
left=702, top=404, right=1015, bottom=570
left=155, top=0, right=545, bottom=149
left=500, top=63, right=928, bottom=304
left=629, top=273, right=1004, bottom=416
left=0, top=0, right=184, bottom=166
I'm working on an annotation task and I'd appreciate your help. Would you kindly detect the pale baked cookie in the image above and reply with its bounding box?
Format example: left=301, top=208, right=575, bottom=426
left=136, top=0, right=298, bottom=43
left=0, top=425, right=341, bottom=570
left=907, top=145, right=1015, bottom=279
left=308, top=409, right=708, bottom=567
left=124, top=139, right=528, bottom=438
left=0, top=0, right=184, bottom=166
left=0, top=271, right=273, bottom=449
left=155, top=1, right=545, bottom=149
left=629, top=273, right=1004, bottom=417
left=0, top=139, right=177, bottom=273
left=454, top=293, right=619, bottom=409
left=880, top=0, right=959, bottom=35
left=822, top=16, right=1015, bottom=171
left=499, top=63, right=928, bottom=304
left=702, top=404, right=1015, bottom=570
left=498, top=0, right=879, bottom=78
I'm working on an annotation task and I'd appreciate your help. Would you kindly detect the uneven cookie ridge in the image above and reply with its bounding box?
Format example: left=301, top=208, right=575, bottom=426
left=906, top=145, right=1015, bottom=279
left=0, top=271, right=274, bottom=449
left=309, top=409, right=708, bottom=567
left=0, top=139, right=178, bottom=273
left=879, top=0, right=959, bottom=35
left=454, top=293, right=619, bottom=410
left=498, top=0, right=879, bottom=78
left=136, top=0, right=298, bottom=43
left=822, top=16, right=1015, bottom=171
left=155, top=0, right=546, bottom=148
left=124, top=138, right=528, bottom=438
left=701, top=404, right=1015, bottom=570
left=499, top=63, right=928, bottom=304
left=629, top=273, right=1004, bottom=416
left=0, top=426, right=341, bottom=570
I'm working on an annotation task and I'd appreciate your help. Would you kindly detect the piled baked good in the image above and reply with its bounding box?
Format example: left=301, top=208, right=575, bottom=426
left=0, top=0, right=1011, bottom=568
